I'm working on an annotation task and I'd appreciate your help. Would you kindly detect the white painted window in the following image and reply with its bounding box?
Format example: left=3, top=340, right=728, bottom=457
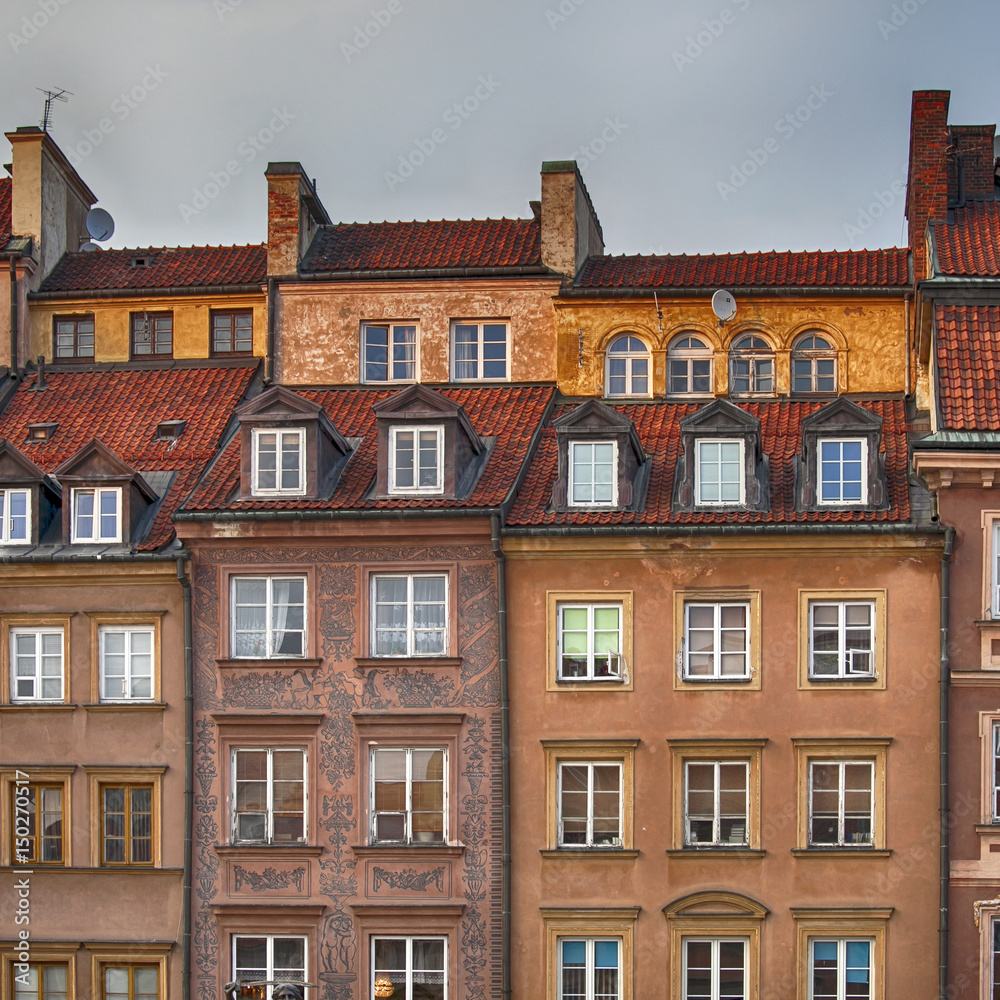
left=0, top=488, right=30, bottom=543
left=818, top=439, right=867, bottom=504
left=668, top=335, right=713, bottom=395
left=569, top=441, right=618, bottom=506
left=558, top=938, right=620, bottom=1000
left=792, top=334, right=837, bottom=393
left=370, top=747, right=446, bottom=844
left=605, top=335, right=650, bottom=397
left=808, top=761, right=874, bottom=847
left=231, top=576, right=306, bottom=658
left=808, top=938, right=872, bottom=1000
left=682, top=938, right=747, bottom=1000
left=371, top=573, right=448, bottom=657
left=232, top=935, right=307, bottom=1000
left=362, top=323, right=417, bottom=383
left=232, top=748, right=306, bottom=844
left=252, top=428, right=305, bottom=496
left=99, top=627, right=154, bottom=701
left=71, top=487, right=121, bottom=543
left=558, top=761, right=622, bottom=848
left=372, top=937, right=447, bottom=1000
left=695, top=440, right=744, bottom=506
left=389, top=426, right=444, bottom=494
left=451, top=321, right=508, bottom=380
left=11, top=628, right=64, bottom=701
left=729, top=334, right=774, bottom=396
left=684, top=761, right=749, bottom=846
left=557, top=603, right=624, bottom=681
left=809, top=601, right=875, bottom=678
left=683, top=602, right=750, bottom=679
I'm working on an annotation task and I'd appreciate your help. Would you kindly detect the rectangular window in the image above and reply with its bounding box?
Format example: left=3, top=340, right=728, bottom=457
left=557, top=603, right=624, bottom=681
left=0, top=489, right=30, bottom=543
left=569, top=441, right=617, bottom=507
left=101, top=785, right=153, bottom=864
left=389, top=426, right=444, bottom=494
left=71, top=487, right=121, bottom=544
left=211, top=310, right=253, bottom=355
left=372, top=937, right=446, bottom=1000
left=231, top=576, right=306, bottom=658
left=252, top=428, right=305, bottom=496
left=559, top=938, right=620, bottom=1000
left=684, top=602, right=750, bottom=680
left=696, top=440, right=744, bottom=505
left=684, top=761, right=749, bottom=847
left=10, top=628, right=64, bottom=701
left=808, top=761, right=874, bottom=847
left=11, top=784, right=63, bottom=864
left=809, top=938, right=872, bottom=1000
left=13, top=963, right=69, bottom=1000
left=53, top=314, right=94, bottom=360
left=99, top=627, right=154, bottom=701
left=232, top=748, right=306, bottom=844
left=102, top=965, right=159, bottom=1000
left=233, top=936, right=306, bottom=1000
left=993, top=919, right=1000, bottom=999
left=558, top=762, right=622, bottom=848
left=371, top=573, right=448, bottom=657
left=992, top=522, right=1000, bottom=619
left=363, top=323, right=417, bottom=382
left=994, top=723, right=1000, bottom=823
left=819, top=439, right=867, bottom=504
left=682, top=938, right=746, bottom=1000
left=809, top=601, right=875, bottom=679
left=129, top=312, right=173, bottom=358
left=371, top=747, right=446, bottom=844
left=451, top=321, right=509, bottom=381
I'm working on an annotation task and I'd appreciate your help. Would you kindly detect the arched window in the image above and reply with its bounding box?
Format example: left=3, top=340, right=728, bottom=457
left=668, top=335, right=713, bottom=396
left=729, top=334, right=774, bottom=396
left=605, top=334, right=650, bottom=397
left=792, top=334, right=837, bottom=393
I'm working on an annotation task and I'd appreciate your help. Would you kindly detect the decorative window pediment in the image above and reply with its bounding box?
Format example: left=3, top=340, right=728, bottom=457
left=550, top=400, right=647, bottom=511
left=236, top=386, right=352, bottom=501
left=674, top=400, right=769, bottom=512
left=0, top=441, right=60, bottom=546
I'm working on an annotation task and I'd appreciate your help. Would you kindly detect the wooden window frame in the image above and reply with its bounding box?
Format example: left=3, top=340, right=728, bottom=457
left=541, top=908, right=638, bottom=1000
left=2, top=945, right=78, bottom=1000
left=790, top=908, right=890, bottom=1000
left=0, top=766, right=74, bottom=867
left=210, top=309, right=254, bottom=356
left=129, top=311, right=173, bottom=359
left=53, top=313, right=95, bottom=362
left=84, top=766, right=165, bottom=867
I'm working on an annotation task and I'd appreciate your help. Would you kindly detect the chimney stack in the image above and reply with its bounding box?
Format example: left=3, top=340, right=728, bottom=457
left=264, top=162, right=331, bottom=277
left=905, top=91, right=950, bottom=282
left=948, top=124, right=997, bottom=201
left=539, top=161, right=604, bottom=279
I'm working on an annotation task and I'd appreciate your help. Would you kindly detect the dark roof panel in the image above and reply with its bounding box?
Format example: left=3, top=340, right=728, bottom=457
left=935, top=303, right=1000, bottom=429
left=934, top=201, right=1000, bottom=276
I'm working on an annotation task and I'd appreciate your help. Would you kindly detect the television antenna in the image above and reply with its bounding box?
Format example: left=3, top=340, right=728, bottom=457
left=711, top=289, right=737, bottom=325
left=37, top=88, right=72, bottom=132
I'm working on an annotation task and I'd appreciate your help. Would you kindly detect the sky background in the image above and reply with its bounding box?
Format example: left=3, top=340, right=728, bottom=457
left=1, top=0, right=997, bottom=257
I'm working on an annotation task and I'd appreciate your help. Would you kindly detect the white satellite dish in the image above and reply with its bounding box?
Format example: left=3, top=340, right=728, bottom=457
left=711, top=289, right=737, bottom=323
left=86, top=207, right=115, bottom=242
left=79, top=241, right=101, bottom=252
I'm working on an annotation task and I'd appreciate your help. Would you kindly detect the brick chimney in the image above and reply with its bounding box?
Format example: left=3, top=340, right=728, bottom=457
left=905, top=91, right=950, bottom=282
left=265, top=162, right=330, bottom=277
left=539, top=161, right=604, bottom=279
left=948, top=124, right=997, bottom=200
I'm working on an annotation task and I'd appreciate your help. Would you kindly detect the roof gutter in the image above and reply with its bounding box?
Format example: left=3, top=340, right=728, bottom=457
left=0, top=546, right=191, bottom=564
left=28, top=283, right=265, bottom=302
left=503, top=522, right=946, bottom=538
left=289, top=265, right=554, bottom=282
left=173, top=507, right=503, bottom=523
left=558, top=285, right=908, bottom=299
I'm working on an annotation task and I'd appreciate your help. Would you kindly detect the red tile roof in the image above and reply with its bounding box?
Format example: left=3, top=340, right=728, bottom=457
left=0, top=364, right=257, bottom=549
left=576, top=249, right=910, bottom=289
left=0, top=177, right=11, bottom=247
left=184, top=385, right=555, bottom=512
left=38, top=244, right=266, bottom=293
left=934, top=304, right=1000, bottom=428
left=934, top=201, right=1000, bottom=276
left=507, top=398, right=911, bottom=526
left=301, top=218, right=542, bottom=273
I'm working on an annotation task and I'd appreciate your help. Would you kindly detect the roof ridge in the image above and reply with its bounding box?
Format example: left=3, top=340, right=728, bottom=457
left=327, top=216, right=535, bottom=228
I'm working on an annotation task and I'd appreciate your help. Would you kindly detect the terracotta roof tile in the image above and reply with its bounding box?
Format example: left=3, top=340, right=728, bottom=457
left=934, top=202, right=1000, bottom=276
left=507, top=398, right=911, bottom=526
left=184, top=385, right=555, bottom=513
left=0, top=177, right=11, bottom=247
left=301, top=218, right=542, bottom=273
left=0, top=365, right=257, bottom=549
left=576, top=249, right=910, bottom=289
left=934, top=303, right=1000, bottom=429
left=38, top=244, right=266, bottom=293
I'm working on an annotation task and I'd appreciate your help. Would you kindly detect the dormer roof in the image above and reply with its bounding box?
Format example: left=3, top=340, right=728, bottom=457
left=54, top=439, right=158, bottom=502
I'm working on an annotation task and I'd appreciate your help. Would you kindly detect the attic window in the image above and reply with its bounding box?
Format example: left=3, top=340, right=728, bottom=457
left=156, top=420, right=186, bottom=442
left=26, top=422, right=58, bottom=443
left=131, top=255, right=150, bottom=269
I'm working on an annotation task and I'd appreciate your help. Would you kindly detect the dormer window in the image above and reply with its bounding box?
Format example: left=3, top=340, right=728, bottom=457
left=71, top=487, right=121, bottom=543
left=569, top=440, right=618, bottom=507
left=695, top=439, right=745, bottom=506
left=252, top=428, right=305, bottom=496
left=26, top=423, right=58, bottom=443
left=0, top=488, right=30, bottom=543
left=155, top=420, right=186, bottom=442
left=389, top=426, right=444, bottom=495
left=818, top=439, right=867, bottom=504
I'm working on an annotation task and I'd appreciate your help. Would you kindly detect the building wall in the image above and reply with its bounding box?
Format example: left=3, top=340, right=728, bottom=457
left=505, top=532, right=942, bottom=999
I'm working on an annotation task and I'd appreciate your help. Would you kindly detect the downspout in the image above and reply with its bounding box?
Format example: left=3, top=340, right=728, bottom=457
left=177, top=556, right=194, bottom=1000
left=9, top=253, right=20, bottom=374
left=265, top=277, right=276, bottom=385
left=904, top=292, right=912, bottom=397
left=940, top=525, right=955, bottom=1000
left=490, top=514, right=511, bottom=1000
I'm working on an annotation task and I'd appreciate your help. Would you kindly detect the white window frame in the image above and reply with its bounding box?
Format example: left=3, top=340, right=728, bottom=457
left=729, top=334, right=774, bottom=396
left=371, top=936, right=448, bottom=1000
left=389, top=425, right=445, bottom=495
left=695, top=440, right=745, bottom=506
left=569, top=440, right=619, bottom=507
left=230, top=575, right=307, bottom=659
left=807, top=760, right=875, bottom=848
left=992, top=722, right=1000, bottom=823
left=370, top=746, right=448, bottom=845
left=70, top=486, right=121, bottom=543
left=808, top=600, right=876, bottom=679
left=557, top=937, right=621, bottom=1000
left=808, top=937, right=873, bottom=1000
left=605, top=335, right=651, bottom=398
left=681, top=937, right=748, bottom=1000
left=683, top=760, right=750, bottom=847
left=556, top=603, right=625, bottom=682
left=232, top=934, right=307, bottom=1000
left=450, top=320, right=509, bottom=381
left=792, top=335, right=837, bottom=393
left=370, top=572, right=449, bottom=658
left=557, top=761, right=623, bottom=849
left=668, top=336, right=714, bottom=396
left=990, top=522, right=1000, bottom=619
left=11, top=627, right=65, bottom=702
left=99, top=626, right=155, bottom=702
left=0, top=488, right=30, bottom=544
left=251, top=427, right=306, bottom=497
left=362, top=322, right=418, bottom=383
left=817, top=438, right=868, bottom=505
left=683, top=601, right=751, bottom=680
left=231, top=747, right=307, bottom=845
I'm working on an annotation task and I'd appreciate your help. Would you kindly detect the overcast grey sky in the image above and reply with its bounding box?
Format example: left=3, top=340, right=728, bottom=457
left=2, top=0, right=997, bottom=257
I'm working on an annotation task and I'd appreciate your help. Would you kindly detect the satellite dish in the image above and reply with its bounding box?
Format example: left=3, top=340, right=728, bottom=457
left=86, top=207, right=115, bottom=242
left=711, top=289, right=737, bottom=323
left=79, top=241, right=101, bottom=252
